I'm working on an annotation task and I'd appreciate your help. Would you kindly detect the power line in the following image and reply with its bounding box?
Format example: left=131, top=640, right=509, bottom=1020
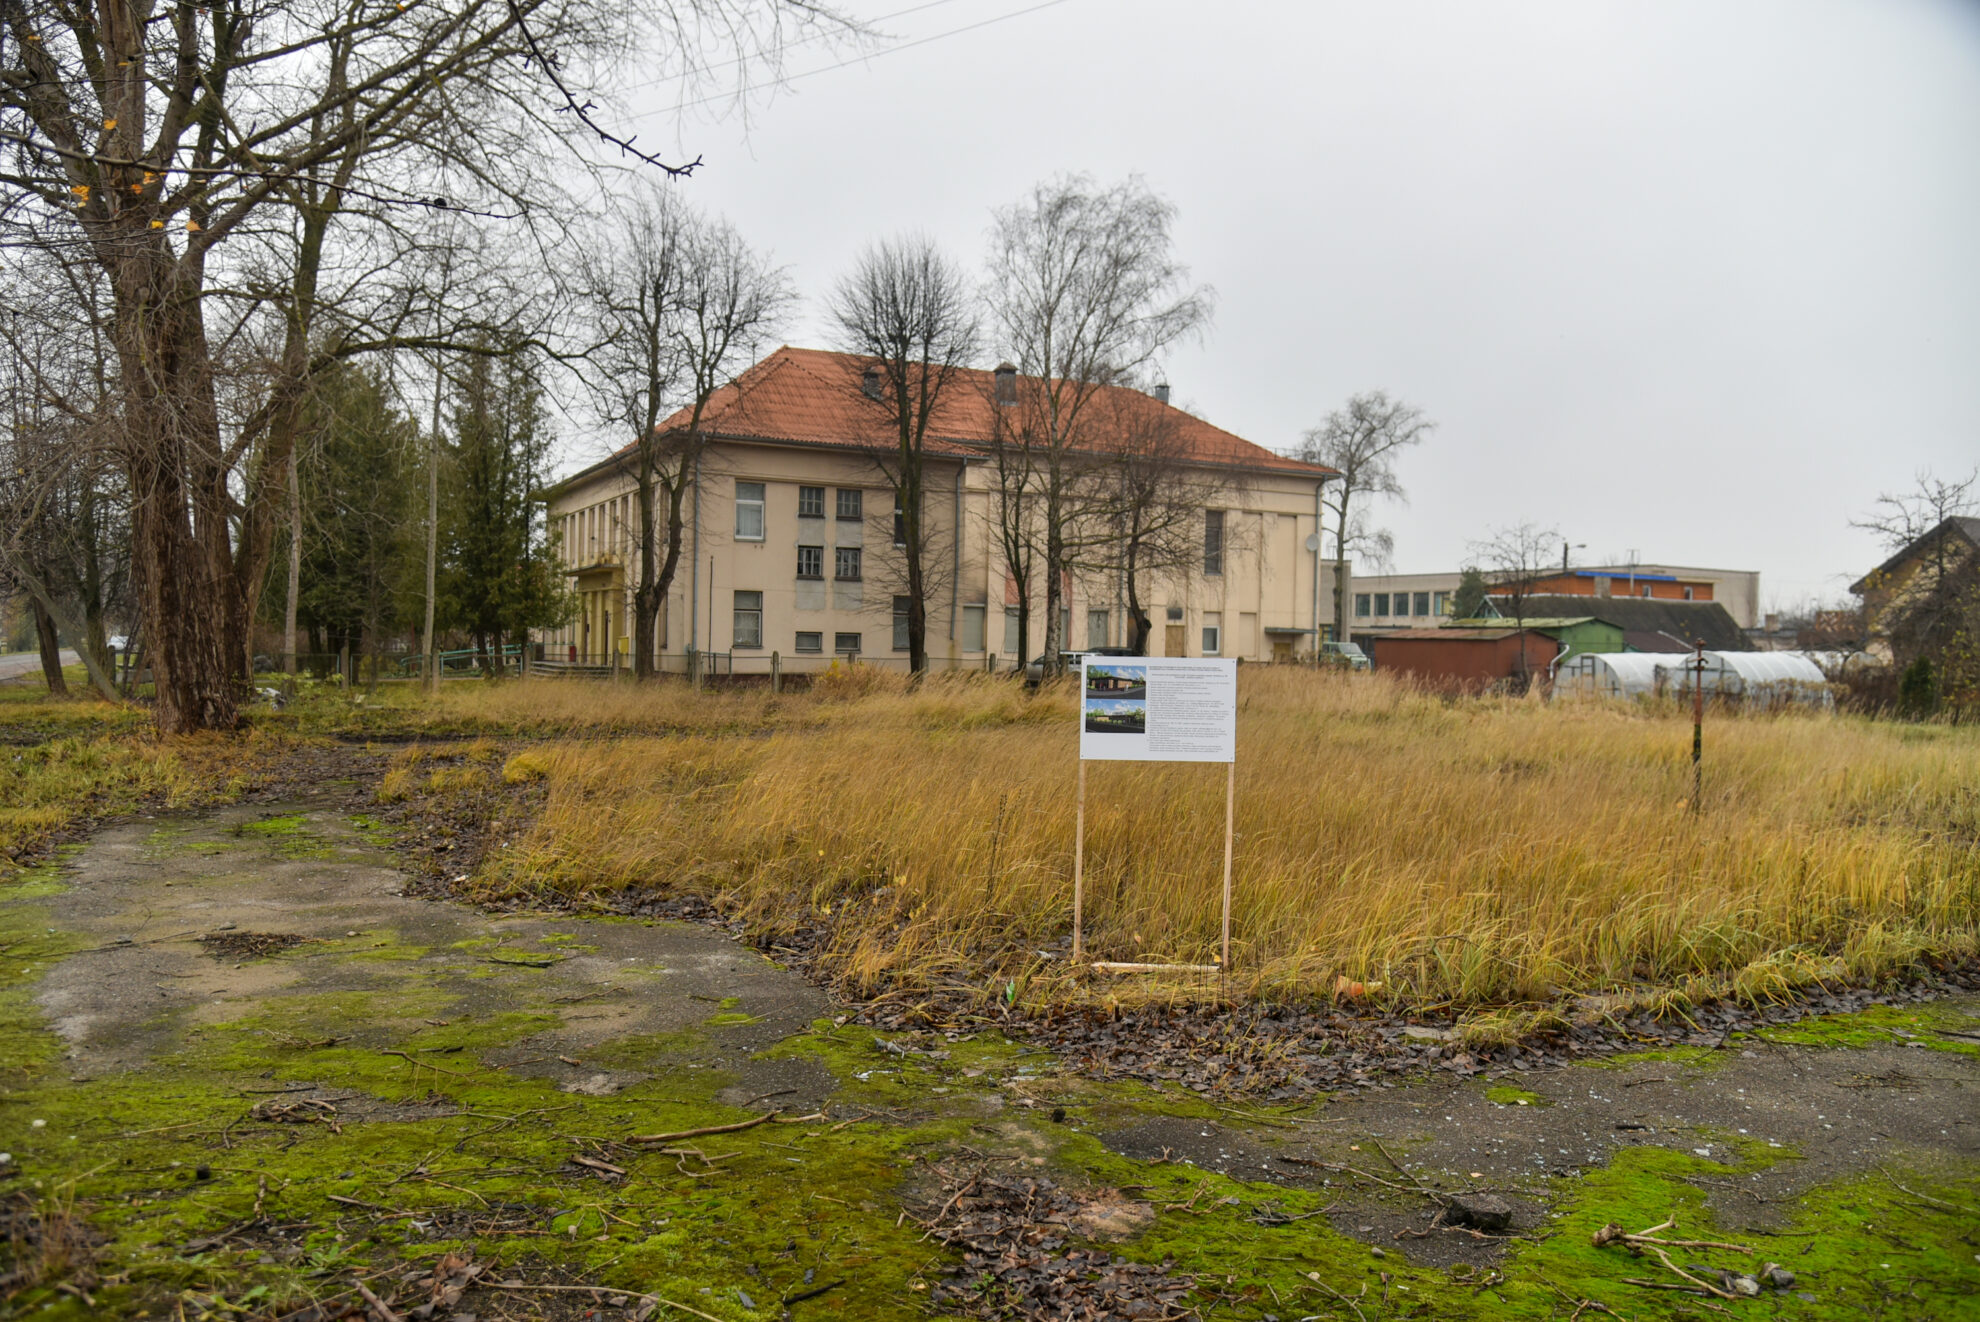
left=618, top=0, right=982, bottom=96
left=632, top=0, right=1075, bottom=122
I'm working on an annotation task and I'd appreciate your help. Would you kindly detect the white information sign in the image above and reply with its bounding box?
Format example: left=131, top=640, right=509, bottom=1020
left=1079, top=656, right=1237, bottom=763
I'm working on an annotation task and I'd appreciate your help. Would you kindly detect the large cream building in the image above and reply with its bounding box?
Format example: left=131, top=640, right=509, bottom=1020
left=539, top=348, right=1339, bottom=674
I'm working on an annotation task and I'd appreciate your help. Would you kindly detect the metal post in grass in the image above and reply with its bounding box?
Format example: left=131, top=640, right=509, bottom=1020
left=771, top=651, right=781, bottom=694
left=1691, top=638, right=1705, bottom=814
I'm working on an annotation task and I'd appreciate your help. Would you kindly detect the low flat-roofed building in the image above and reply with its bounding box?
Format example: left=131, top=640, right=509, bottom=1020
left=1350, top=562, right=1762, bottom=631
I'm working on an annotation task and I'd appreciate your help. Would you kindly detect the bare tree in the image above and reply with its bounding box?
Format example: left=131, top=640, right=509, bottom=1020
left=985, top=175, right=1212, bottom=675
left=1295, top=392, right=1432, bottom=644
left=1, top=0, right=842, bottom=729
left=576, top=193, right=790, bottom=676
left=828, top=235, right=980, bottom=675
left=1469, top=520, right=1559, bottom=689
left=1094, top=392, right=1225, bottom=655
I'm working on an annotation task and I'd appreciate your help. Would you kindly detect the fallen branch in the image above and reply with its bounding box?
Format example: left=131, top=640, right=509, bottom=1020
left=1876, top=1165, right=1977, bottom=1216
left=353, top=1280, right=402, bottom=1322
left=482, top=1281, right=724, bottom=1321
left=626, top=1111, right=824, bottom=1144
left=1591, top=1219, right=1752, bottom=1254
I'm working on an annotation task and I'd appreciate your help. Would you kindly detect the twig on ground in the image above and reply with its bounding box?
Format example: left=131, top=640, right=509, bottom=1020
left=1876, top=1165, right=1977, bottom=1215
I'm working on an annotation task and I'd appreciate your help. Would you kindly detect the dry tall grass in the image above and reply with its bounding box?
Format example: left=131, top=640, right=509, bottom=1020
left=470, top=668, right=1980, bottom=1011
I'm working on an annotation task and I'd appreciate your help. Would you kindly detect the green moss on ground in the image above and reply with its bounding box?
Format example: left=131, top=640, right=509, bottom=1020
left=1484, top=1085, right=1547, bottom=1106
left=1746, top=1001, right=1980, bottom=1055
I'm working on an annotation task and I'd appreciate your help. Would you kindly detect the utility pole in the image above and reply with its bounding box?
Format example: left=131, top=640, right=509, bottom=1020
left=423, top=351, right=442, bottom=693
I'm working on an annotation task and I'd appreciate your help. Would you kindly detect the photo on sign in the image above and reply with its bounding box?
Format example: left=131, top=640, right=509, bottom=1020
left=1084, top=696, right=1146, bottom=735
left=1085, top=664, right=1146, bottom=700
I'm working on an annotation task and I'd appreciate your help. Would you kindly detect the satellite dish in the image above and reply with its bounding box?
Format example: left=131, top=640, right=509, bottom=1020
left=1304, top=533, right=1321, bottom=552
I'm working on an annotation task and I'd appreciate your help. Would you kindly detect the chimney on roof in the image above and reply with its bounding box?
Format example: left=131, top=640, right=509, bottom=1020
left=861, top=366, right=882, bottom=400
left=993, top=362, right=1018, bottom=406
left=1153, top=382, right=1170, bottom=405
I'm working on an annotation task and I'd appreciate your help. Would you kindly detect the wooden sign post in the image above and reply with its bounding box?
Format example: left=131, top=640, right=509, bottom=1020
left=1073, top=656, right=1239, bottom=975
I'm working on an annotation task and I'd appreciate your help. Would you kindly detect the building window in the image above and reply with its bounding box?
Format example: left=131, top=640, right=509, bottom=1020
left=962, top=604, right=986, bottom=652
left=1375, top=593, right=1390, bottom=616
left=796, top=545, right=824, bottom=579
left=1202, top=611, right=1222, bottom=655
left=834, top=631, right=862, bottom=655
left=1394, top=594, right=1410, bottom=618
left=1166, top=604, right=1184, bottom=622
left=1004, top=607, right=1022, bottom=654
left=835, top=488, right=863, bottom=521
left=735, top=482, right=765, bottom=541
left=834, top=547, right=862, bottom=581
left=893, top=596, right=911, bottom=651
left=1203, top=509, right=1224, bottom=576
left=892, top=491, right=907, bottom=547
left=1640, top=584, right=1652, bottom=598
left=1432, top=591, right=1447, bottom=616
left=795, top=631, right=823, bottom=653
left=1414, top=592, right=1430, bottom=615
left=798, top=485, right=825, bottom=519
left=732, top=590, right=762, bottom=649
left=1087, top=609, right=1110, bottom=649
left=1355, top=593, right=1371, bottom=618
left=1683, top=586, right=1695, bottom=600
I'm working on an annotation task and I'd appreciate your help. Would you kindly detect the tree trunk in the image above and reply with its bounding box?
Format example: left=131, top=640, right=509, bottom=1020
left=283, top=441, right=303, bottom=675
left=32, top=597, right=68, bottom=697
left=903, top=477, right=928, bottom=675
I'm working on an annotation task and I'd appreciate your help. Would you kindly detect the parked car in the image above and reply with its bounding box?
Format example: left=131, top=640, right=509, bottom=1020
left=1025, top=645, right=1138, bottom=682
left=1319, top=640, right=1371, bottom=671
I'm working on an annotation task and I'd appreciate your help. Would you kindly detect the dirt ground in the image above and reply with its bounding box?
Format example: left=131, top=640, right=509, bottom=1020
left=4, top=787, right=1978, bottom=1321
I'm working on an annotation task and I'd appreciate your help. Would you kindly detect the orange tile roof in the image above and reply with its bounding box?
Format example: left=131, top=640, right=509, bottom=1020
left=609, top=346, right=1333, bottom=479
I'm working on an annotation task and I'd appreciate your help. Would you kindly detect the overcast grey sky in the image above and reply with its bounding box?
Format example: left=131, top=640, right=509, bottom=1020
left=610, top=0, right=1980, bottom=609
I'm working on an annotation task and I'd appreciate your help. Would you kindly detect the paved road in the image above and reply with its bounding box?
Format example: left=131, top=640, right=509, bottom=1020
left=0, top=648, right=77, bottom=682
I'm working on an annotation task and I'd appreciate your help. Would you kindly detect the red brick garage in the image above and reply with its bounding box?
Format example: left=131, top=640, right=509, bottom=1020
left=1364, top=627, right=1561, bottom=692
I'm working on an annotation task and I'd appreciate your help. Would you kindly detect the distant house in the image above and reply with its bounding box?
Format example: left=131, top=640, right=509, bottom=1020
left=1364, top=627, right=1561, bottom=692
left=1348, top=562, right=1762, bottom=632
left=1848, top=516, right=1980, bottom=664
left=1484, top=594, right=1752, bottom=653
left=1448, top=615, right=1622, bottom=664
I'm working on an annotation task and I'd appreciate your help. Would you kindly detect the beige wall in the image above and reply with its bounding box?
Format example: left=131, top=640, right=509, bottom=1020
left=541, top=440, right=1336, bottom=672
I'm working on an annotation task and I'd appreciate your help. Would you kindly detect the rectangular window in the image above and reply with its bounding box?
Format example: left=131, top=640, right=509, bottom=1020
left=1087, top=609, right=1110, bottom=650
left=1640, top=584, right=1652, bottom=598
left=796, top=545, right=824, bottom=579
left=962, top=604, right=986, bottom=652
left=1432, top=591, right=1447, bottom=616
left=795, top=631, right=823, bottom=653
left=834, top=547, right=862, bottom=581
left=834, top=631, right=862, bottom=655
left=893, top=596, right=912, bottom=651
left=835, top=488, right=863, bottom=521
left=1375, top=593, right=1391, bottom=616
left=1414, top=592, right=1430, bottom=616
left=732, top=590, right=762, bottom=649
left=1203, top=509, right=1225, bottom=576
left=735, top=481, right=765, bottom=541
left=797, top=486, right=825, bottom=519
left=1166, top=605, right=1184, bottom=622
left=1683, top=586, right=1695, bottom=600
left=1004, top=607, right=1022, bottom=654
left=893, top=491, right=907, bottom=548
left=1394, top=594, right=1410, bottom=618
left=1354, top=593, right=1371, bottom=618
left=1202, top=610, right=1222, bottom=656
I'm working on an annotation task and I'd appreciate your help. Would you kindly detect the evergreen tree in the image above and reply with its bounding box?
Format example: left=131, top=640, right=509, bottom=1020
left=290, top=365, right=420, bottom=675
left=1452, top=566, right=1490, bottom=619
left=440, top=346, right=568, bottom=672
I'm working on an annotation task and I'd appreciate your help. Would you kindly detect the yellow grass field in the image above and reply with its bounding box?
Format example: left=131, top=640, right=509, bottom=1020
left=467, top=667, right=1980, bottom=1016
